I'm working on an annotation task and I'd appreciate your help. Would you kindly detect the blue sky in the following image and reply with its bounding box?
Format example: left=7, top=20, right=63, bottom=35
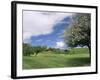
left=23, top=11, right=74, bottom=49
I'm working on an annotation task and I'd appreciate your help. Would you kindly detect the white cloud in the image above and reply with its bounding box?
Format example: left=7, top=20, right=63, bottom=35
left=23, top=11, right=73, bottom=42
left=55, top=41, right=65, bottom=49
left=36, top=39, right=43, bottom=42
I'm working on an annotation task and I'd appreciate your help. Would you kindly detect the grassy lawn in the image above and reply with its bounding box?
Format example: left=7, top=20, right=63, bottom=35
left=23, top=48, right=90, bottom=69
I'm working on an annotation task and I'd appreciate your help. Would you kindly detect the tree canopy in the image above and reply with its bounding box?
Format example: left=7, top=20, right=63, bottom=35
left=63, top=13, right=91, bottom=53
left=23, top=43, right=48, bottom=56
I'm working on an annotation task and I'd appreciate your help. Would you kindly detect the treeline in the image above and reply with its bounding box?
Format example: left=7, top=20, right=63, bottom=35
left=23, top=43, right=69, bottom=56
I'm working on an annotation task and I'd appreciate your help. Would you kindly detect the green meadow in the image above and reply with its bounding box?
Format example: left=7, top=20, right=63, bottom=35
left=23, top=48, right=90, bottom=69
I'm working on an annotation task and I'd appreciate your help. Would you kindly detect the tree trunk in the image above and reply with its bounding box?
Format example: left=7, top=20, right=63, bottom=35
left=87, top=45, right=91, bottom=58
left=88, top=46, right=91, bottom=54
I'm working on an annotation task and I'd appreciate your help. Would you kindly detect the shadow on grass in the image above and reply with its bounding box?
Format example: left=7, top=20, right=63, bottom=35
left=66, top=57, right=91, bottom=67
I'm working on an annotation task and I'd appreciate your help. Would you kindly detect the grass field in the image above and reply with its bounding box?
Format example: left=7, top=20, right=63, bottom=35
left=23, top=48, right=90, bottom=69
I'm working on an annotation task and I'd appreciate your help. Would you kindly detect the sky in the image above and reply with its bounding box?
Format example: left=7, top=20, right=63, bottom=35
left=23, top=10, right=74, bottom=49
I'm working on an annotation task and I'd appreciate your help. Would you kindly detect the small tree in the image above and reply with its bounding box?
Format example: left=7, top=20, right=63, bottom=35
left=23, top=43, right=33, bottom=56
left=32, top=46, right=41, bottom=56
left=32, top=46, right=47, bottom=56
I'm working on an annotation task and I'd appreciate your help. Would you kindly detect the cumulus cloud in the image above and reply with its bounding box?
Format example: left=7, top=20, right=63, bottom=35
left=23, top=11, right=73, bottom=42
left=55, top=41, right=65, bottom=49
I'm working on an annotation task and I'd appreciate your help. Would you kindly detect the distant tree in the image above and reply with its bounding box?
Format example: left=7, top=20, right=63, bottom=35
left=63, top=13, right=91, bottom=54
left=23, top=43, right=33, bottom=56
left=32, top=46, right=42, bottom=56
left=32, top=46, right=48, bottom=56
left=23, top=43, right=48, bottom=56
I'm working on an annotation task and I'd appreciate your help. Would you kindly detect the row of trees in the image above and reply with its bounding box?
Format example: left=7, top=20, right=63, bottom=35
left=23, top=44, right=47, bottom=56
left=63, top=13, right=91, bottom=54
left=23, top=44, right=68, bottom=56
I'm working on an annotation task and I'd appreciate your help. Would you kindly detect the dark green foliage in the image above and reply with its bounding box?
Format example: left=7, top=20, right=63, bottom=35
left=23, top=44, right=33, bottom=56
left=32, top=46, right=46, bottom=56
left=23, top=43, right=48, bottom=56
